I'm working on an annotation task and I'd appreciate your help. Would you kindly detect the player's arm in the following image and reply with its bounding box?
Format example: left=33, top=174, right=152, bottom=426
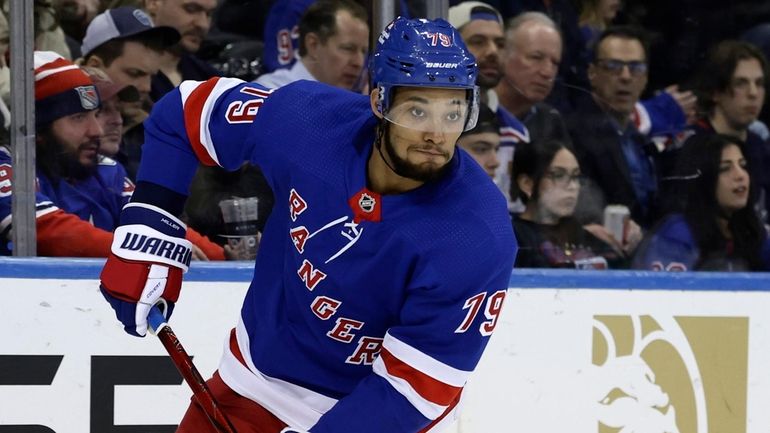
left=307, top=230, right=516, bottom=433
left=100, top=78, right=274, bottom=336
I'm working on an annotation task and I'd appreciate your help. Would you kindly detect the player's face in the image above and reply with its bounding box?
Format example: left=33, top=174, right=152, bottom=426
left=716, top=144, right=750, bottom=216
left=502, top=22, right=561, bottom=104
left=382, top=87, right=466, bottom=182
left=460, top=19, right=505, bottom=89
left=536, top=148, right=580, bottom=223
left=145, top=0, right=216, bottom=53
left=457, top=131, right=500, bottom=178
left=306, top=10, right=369, bottom=90
left=96, top=97, right=123, bottom=158
left=713, top=58, right=765, bottom=131
left=50, top=109, right=103, bottom=169
left=588, top=36, right=648, bottom=117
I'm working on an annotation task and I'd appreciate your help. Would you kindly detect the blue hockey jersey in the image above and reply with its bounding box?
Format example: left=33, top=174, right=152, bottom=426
left=0, top=146, right=133, bottom=255
left=632, top=214, right=770, bottom=271
left=261, top=0, right=314, bottom=73
left=139, top=77, right=517, bottom=432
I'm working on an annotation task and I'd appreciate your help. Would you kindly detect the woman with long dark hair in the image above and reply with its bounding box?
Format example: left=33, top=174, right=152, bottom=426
left=634, top=134, right=770, bottom=271
left=511, top=139, right=626, bottom=268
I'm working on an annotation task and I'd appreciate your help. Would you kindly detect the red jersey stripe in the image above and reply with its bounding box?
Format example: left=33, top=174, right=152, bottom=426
left=183, top=78, right=220, bottom=166
left=379, top=348, right=461, bottom=407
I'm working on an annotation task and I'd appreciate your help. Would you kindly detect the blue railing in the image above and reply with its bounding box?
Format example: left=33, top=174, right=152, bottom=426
left=1, top=257, right=768, bottom=290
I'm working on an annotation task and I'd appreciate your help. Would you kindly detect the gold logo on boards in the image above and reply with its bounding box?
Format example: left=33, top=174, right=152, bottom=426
left=592, top=315, right=748, bottom=433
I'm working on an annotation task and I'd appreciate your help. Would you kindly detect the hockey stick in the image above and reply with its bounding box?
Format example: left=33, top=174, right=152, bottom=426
left=148, top=306, right=238, bottom=433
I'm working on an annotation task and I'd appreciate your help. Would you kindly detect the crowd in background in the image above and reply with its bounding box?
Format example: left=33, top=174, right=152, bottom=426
left=1, top=0, right=770, bottom=272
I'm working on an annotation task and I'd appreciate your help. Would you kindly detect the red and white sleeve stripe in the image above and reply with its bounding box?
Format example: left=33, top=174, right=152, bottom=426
left=178, top=77, right=245, bottom=167
left=499, top=125, right=530, bottom=145
left=372, top=333, right=469, bottom=420
left=633, top=101, right=651, bottom=135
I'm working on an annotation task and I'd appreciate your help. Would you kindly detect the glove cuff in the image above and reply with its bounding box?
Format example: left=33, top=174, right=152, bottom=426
left=111, top=203, right=193, bottom=272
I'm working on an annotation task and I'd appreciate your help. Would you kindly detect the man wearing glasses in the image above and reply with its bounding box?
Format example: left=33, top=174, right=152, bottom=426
left=567, top=26, right=662, bottom=232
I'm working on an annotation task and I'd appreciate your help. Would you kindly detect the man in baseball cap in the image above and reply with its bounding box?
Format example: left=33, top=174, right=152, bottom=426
left=449, top=1, right=530, bottom=209
left=82, top=6, right=179, bottom=99
left=81, top=6, right=180, bottom=179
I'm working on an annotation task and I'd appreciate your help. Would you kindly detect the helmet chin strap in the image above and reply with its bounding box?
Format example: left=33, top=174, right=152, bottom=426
left=375, top=119, right=404, bottom=177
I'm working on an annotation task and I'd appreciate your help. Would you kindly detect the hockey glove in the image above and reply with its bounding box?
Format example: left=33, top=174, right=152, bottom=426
left=100, top=202, right=192, bottom=337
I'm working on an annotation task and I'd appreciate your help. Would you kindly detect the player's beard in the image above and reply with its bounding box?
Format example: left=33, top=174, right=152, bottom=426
left=379, top=122, right=452, bottom=184
left=36, top=127, right=98, bottom=182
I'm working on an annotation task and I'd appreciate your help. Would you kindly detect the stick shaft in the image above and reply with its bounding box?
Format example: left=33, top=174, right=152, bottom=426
left=150, top=308, right=238, bottom=433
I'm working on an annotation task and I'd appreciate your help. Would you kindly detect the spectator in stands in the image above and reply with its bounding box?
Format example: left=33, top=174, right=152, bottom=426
left=33, top=1, right=74, bottom=59
left=496, top=12, right=573, bottom=148
left=0, top=52, right=222, bottom=259
left=490, top=0, right=586, bottom=113
left=81, top=6, right=179, bottom=179
left=255, top=0, right=368, bottom=91
left=448, top=1, right=506, bottom=105
left=578, top=0, right=620, bottom=58
left=671, top=40, right=770, bottom=223
left=260, top=0, right=315, bottom=74
left=0, top=1, right=72, bottom=59
left=511, top=139, right=627, bottom=268
left=142, top=0, right=221, bottom=101
left=457, top=104, right=501, bottom=179
left=633, top=134, right=770, bottom=271
left=567, top=26, right=661, bottom=228
left=53, top=0, right=100, bottom=58
left=449, top=1, right=529, bottom=207
left=497, top=10, right=694, bottom=152
left=80, top=66, right=140, bottom=159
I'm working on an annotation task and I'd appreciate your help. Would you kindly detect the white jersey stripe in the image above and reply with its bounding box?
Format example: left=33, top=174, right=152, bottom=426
left=382, top=333, right=470, bottom=388
left=634, top=101, right=652, bottom=135
left=2, top=203, right=61, bottom=234
left=372, top=356, right=448, bottom=420
left=178, top=80, right=202, bottom=106
left=218, top=319, right=338, bottom=431
left=180, top=78, right=245, bottom=167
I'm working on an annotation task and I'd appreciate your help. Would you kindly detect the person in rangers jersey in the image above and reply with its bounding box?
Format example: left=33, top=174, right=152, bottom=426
left=99, top=17, right=517, bottom=433
left=0, top=52, right=221, bottom=258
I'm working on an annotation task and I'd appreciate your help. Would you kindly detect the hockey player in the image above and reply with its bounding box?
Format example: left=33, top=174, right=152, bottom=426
left=99, top=17, right=517, bottom=433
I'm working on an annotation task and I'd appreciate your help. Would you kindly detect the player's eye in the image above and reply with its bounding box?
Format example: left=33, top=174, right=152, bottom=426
left=409, top=107, right=426, bottom=118
left=446, top=111, right=462, bottom=122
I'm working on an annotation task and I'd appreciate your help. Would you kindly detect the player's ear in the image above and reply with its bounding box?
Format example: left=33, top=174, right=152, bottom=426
left=370, top=87, right=383, bottom=119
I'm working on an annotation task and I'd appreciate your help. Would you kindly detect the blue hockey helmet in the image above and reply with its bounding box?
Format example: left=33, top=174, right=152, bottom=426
left=370, top=17, right=480, bottom=132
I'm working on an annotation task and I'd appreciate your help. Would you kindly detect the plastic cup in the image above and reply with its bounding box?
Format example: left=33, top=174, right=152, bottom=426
left=219, top=197, right=259, bottom=260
